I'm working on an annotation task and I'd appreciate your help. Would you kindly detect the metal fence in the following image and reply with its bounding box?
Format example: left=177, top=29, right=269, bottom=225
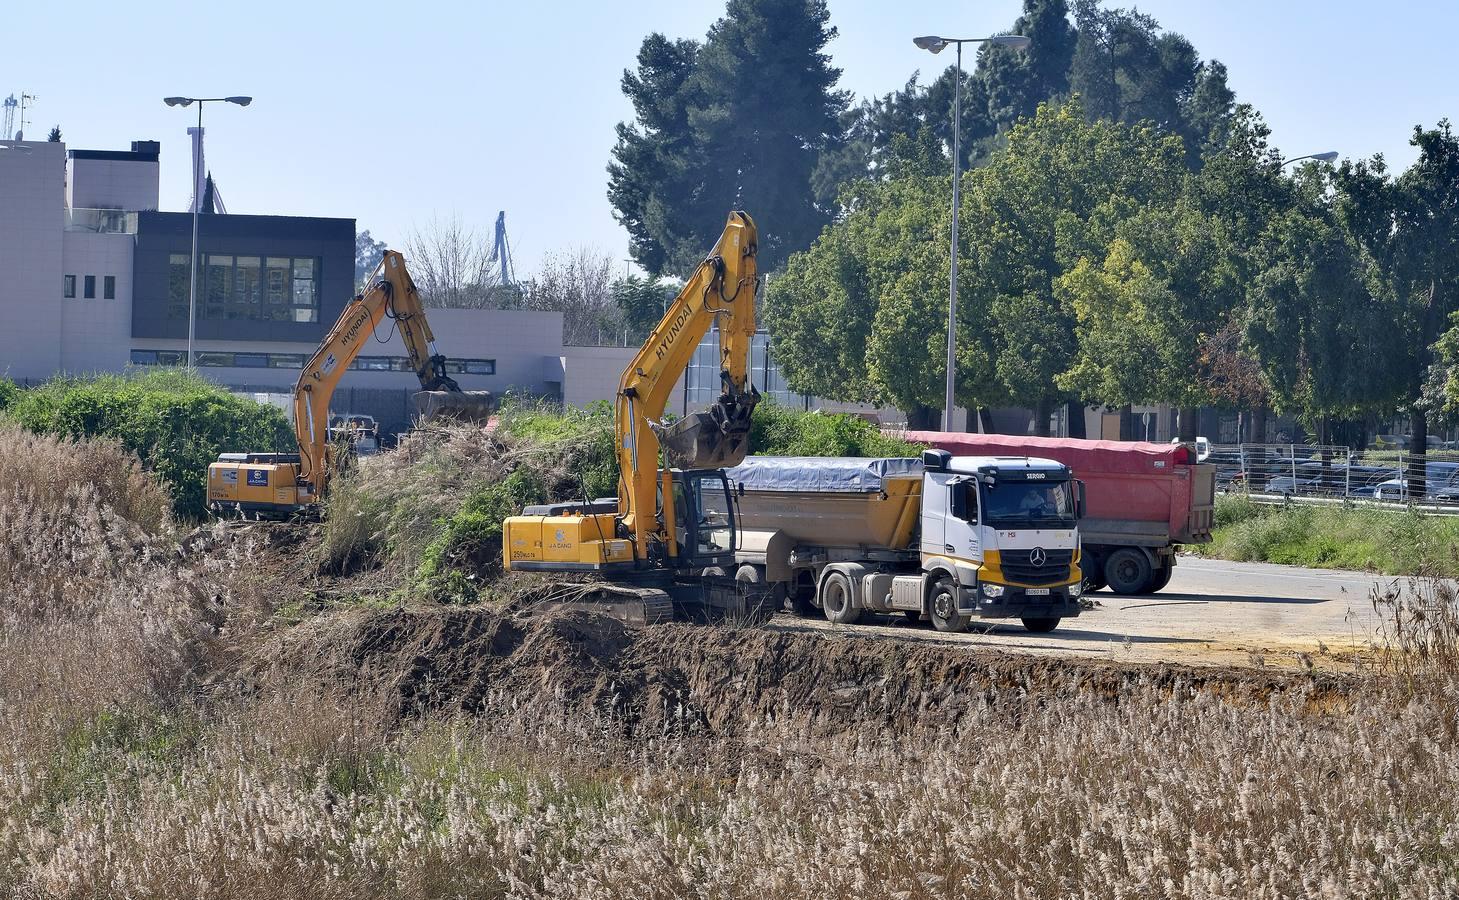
left=1208, top=443, right=1459, bottom=506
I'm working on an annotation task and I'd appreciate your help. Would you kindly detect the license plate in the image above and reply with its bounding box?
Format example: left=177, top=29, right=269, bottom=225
left=1026, top=588, right=1050, bottom=596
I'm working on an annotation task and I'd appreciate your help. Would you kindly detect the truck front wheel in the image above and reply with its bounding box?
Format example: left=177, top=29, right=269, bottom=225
left=1104, top=549, right=1152, bottom=595
left=1021, top=617, right=1060, bottom=633
left=928, top=580, right=969, bottom=633
left=820, top=572, right=862, bottom=625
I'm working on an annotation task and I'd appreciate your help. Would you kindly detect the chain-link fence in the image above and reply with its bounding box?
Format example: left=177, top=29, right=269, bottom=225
left=1208, top=444, right=1459, bottom=505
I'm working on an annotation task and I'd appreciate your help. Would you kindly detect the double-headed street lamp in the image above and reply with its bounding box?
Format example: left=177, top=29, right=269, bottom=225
left=913, top=34, right=1031, bottom=431
left=163, top=95, right=252, bottom=367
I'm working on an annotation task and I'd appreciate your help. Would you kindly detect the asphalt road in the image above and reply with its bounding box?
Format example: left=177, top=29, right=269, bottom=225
left=773, top=557, right=1406, bottom=671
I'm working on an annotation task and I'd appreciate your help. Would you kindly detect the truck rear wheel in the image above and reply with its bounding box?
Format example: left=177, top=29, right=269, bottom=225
left=820, top=571, right=862, bottom=625
left=1021, top=617, right=1060, bottom=633
left=1104, top=549, right=1151, bottom=595
left=928, top=580, right=969, bottom=633
left=1140, top=562, right=1174, bottom=594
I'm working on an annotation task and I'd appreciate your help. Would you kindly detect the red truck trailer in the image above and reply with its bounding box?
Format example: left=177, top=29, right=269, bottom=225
left=902, top=432, right=1215, bottom=594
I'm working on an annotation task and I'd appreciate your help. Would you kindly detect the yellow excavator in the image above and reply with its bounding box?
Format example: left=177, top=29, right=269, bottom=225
left=207, top=250, right=494, bottom=517
left=503, top=211, right=761, bottom=622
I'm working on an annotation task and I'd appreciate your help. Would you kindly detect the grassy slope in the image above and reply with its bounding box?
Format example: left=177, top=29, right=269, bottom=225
left=1199, top=494, right=1459, bottom=576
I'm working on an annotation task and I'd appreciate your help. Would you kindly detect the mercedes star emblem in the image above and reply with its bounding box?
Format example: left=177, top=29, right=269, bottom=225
left=1029, top=547, right=1047, bottom=567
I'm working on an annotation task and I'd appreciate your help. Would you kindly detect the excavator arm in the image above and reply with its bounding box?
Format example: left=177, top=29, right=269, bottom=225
left=615, top=211, right=760, bottom=559
left=293, top=250, right=488, bottom=495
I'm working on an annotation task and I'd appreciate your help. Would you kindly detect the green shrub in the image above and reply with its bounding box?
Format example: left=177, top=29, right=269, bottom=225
left=750, top=402, right=922, bottom=458
left=0, top=379, right=20, bottom=412
left=1203, top=502, right=1459, bottom=576
left=1213, top=493, right=1263, bottom=528
left=415, top=471, right=547, bottom=604
left=5, top=370, right=292, bottom=519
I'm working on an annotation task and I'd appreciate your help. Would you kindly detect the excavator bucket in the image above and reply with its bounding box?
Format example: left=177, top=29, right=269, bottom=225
left=412, top=390, right=495, bottom=424
left=653, top=388, right=760, bottom=470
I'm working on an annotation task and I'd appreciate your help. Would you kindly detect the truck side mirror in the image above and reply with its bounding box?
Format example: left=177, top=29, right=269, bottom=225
left=1076, top=480, right=1087, bottom=519
left=950, top=482, right=967, bottom=519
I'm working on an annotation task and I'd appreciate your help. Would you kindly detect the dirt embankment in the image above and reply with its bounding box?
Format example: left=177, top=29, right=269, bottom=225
left=256, top=601, right=1356, bottom=736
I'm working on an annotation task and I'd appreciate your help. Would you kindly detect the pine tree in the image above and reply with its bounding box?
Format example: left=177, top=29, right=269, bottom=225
left=608, top=0, right=848, bottom=276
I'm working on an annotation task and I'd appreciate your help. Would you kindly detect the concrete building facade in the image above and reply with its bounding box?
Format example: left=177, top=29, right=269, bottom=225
left=0, top=136, right=624, bottom=434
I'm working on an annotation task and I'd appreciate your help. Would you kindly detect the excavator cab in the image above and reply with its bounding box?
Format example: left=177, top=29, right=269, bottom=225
left=665, top=469, right=738, bottom=566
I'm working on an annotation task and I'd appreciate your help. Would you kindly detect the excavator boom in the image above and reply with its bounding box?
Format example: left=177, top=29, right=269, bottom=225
left=207, top=249, right=491, bottom=516
left=504, top=212, right=761, bottom=601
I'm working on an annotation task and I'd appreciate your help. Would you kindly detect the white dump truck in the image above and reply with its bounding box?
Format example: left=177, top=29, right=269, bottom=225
left=727, top=450, right=1086, bottom=633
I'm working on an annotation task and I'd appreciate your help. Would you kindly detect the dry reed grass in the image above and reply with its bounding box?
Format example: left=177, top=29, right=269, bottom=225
left=1, top=426, right=1457, bottom=898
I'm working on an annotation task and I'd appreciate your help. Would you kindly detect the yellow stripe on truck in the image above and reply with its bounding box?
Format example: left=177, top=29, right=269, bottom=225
left=977, top=548, right=1082, bottom=589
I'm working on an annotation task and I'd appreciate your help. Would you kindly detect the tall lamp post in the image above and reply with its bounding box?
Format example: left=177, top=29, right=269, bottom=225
left=163, top=95, right=251, bottom=367
left=913, top=34, right=1030, bottom=431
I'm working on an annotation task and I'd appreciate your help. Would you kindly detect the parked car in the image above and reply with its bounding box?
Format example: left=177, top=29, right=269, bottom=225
left=1347, top=466, right=1401, bottom=498
left=1372, top=462, right=1459, bottom=500
left=1264, top=460, right=1328, bottom=495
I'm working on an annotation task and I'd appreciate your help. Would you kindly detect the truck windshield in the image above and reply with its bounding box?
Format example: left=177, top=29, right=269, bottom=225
left=981, top=479, right=1075, bottom=527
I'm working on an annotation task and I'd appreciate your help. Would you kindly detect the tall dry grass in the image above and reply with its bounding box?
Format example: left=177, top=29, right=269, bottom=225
left=2, top=425, right=1458, bottom=897
left=6, top=673, right=1457, bottom=898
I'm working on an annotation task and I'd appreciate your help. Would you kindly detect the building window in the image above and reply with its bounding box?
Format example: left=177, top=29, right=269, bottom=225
left=269, top=353, right=305, bottom=369
left=84, top=275, right=96, bottom=299
left=168, top=254, right=190, bottom=319
left=103, top=275, right=116, bottom=300
left=444, top=358, right=497, bottom=375
left=233, top=353, right=269, bottom=368
left=129, top=349, right=186, bottom=366
left=171, top=254, right=321, bottom=324
left=64, top=275, right=76, bottom=298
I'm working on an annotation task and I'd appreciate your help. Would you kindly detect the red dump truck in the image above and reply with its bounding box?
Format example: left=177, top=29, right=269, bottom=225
left=902, top=432, right=1215, bottom=594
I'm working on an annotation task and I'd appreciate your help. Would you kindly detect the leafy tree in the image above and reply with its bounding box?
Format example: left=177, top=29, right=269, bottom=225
left=1245, top=203, right=1405, bottom=435
left=609, top=0, right=849, bottom=276
left=962, top=100, right=1185, bottom=432
left=355, top=229, right=389, bottom=289
left=46, top=125, right=61, bottom=142
left=1335, top=120, right=1459, bottom=494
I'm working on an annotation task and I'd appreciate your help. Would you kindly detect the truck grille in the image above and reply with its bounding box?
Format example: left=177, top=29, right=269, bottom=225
left=999, top=548, right=1074, bottom=585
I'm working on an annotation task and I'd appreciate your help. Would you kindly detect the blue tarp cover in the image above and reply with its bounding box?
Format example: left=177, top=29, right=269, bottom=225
left=727, top=456, right=923, bottom=493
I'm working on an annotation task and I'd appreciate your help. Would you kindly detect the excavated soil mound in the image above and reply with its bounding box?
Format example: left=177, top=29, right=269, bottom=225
left=265, top=603, right=1355, bottom=736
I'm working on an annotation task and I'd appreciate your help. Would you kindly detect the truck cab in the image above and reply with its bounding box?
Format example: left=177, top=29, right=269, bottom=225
left=916, top=449, right=1084, bottom=632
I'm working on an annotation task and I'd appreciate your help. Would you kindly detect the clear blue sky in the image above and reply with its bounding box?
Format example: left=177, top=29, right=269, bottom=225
left=9, top=1, right=1454, bottom=276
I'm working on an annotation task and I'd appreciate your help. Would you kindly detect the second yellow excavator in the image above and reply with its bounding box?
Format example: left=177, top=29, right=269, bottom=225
left=503, top=211, right=762, bottom=622
left=207, top=250, right=493, bottom=516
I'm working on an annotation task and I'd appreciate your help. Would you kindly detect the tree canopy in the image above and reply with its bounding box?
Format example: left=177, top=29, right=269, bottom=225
left=608, top=0, right=848, bottom=277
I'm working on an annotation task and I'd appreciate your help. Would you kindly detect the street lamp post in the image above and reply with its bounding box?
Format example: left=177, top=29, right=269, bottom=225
left=163, top=95, right=252, bottom=367
left=1281, top=151, right=1339, bottom=166
left=913, top=34, right=1030, bottom=431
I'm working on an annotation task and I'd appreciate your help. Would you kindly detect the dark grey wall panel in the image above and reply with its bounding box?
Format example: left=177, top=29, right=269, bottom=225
left=132, top=211, right=355, bottom=341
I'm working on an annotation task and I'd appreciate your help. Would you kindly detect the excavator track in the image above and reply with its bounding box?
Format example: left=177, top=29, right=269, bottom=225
left=532, top=583, right=676, bottom=625
left=527, top=576, right=776, bottom=627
